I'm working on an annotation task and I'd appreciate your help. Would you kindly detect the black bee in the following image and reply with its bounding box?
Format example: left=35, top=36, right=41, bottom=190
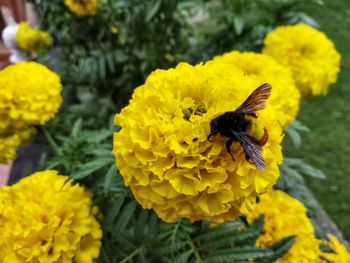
left=207, top=83, right=271, bottom=171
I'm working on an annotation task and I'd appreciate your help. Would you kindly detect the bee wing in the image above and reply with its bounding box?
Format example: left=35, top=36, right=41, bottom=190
left=234, top=83, right=272, bottom=115
left=232, top=131, right=265, bottom=171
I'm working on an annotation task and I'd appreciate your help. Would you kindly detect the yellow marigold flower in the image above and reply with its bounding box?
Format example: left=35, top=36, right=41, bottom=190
left=15, top=22, right=52, bottom=53
left=212, top=51, right=300, bottom=128
left=321, top=234, right=350, bottom=263
left=0, top=62, right=62, bottom=128
left=113, top=61, right=283, bottom=223
left=0, top=132, right=20, bottom=164
left=245, top=190, right=323, bottom=262
left=0, top=126, right=35, bottom=164
left=263, top=24, right=341, bottom=97
left=64, top=0, right=98, bottom=16
left=0, top=170, right=102, bottom=262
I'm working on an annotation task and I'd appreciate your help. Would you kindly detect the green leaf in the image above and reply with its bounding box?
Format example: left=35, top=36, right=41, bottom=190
left=266, top=235, right=296, bottom=262
left=233, top=16, right=244, bottom=35
left=207, top=247, right=274, bottom=262
left=285, top=128, right=302, bottom=148
left=104, top=164, right=117, bottom=194
left=195, top=221, right=243, bottom=241
left=104, top=196, right=126, bottom=232
left=71, top=118, right=83, bottom=139
left=284, top=158, right=326, bottom=179
left=71, top=158, right=114, bottom=179
left=114, top=201, right=138, bottom=233
left=146, top=0, right=163, bottom=22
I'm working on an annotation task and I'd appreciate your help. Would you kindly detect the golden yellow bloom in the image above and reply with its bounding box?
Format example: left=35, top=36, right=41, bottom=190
left=321, top=234, right=350, bottom=263
left=64, top=0, right=98, bottom=16
left=0, top=170, right=102, bottom=262
left=0, top=126, right=35, bottom=164
left=113, top=61, right=283, bottom=223
left=212, top=51, right=300, bottom=128
left=0, top=132, right=20, bottom=164
left=263, top=24, right=341, bottom=97
left=15, top=22, right=52, bottom=53
left=246, top=190, right=323, bottom=262
left=0, top=62, right=62, bottom=129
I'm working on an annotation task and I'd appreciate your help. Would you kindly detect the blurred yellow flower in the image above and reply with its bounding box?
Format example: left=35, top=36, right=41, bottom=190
left=212, top=51, right=300, bottom=128
left=263, top=24, right=341, bottom=97
left=0, top=62, right=62, bottom=129
left=0, top=126, right=35, bottom=164
left=64, top=0, right=98, bottom=16
left=15, top=22, right=52, bottom=53
left=0, top=132, right=20, bottom=164
left=0, top=170, right=102, bottom=262
left=113, top=61, right=283, bottom=223
left=321, top=234, right=350, bottom=263
left=245, top=190, right=323, bottom=262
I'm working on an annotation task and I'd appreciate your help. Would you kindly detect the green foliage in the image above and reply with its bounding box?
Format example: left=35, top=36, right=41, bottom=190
left=30, top=0, right=191, bottom=112
left=285, top=120, right=310, bottom=148
left=30, top=0, right=325, bottom=115
left=185, top=0, right=323, bottom=61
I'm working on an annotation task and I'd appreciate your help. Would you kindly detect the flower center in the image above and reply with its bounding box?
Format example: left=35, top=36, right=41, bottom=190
left=182, top=104, right=207, bottom=121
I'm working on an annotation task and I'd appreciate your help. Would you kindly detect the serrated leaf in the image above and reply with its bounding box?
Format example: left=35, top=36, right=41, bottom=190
left=267, top=235, right=296, bottom=261
left=289, top=120, right=310, bottom=132
left=71, top=158, right=114, bottom=179
left=71, top=118, right=83, bottom=139
left=284, top=158, right=326, bottom=179
left=207, top=247, right=274, bottom=262
left=195, top=221, right=243, bottom=241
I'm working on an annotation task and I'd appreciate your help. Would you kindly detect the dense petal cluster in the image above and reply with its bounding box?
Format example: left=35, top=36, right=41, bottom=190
left=113, top=61, right=283, bottom=223
left=64, top=0, right=98, bottom=16
left=15, top=22, right=52, bottom=53
left=0, top=62, right=62, bottom=163
left=0, top=170, right=102, bottom=262
left=212, top=51, right=300, bottom=128
left=0, top=62, right=62, bottom=128
left=263, top=24, right=341, bottom=97
left=245, top=190, right=323, bottom=262
left=321, top=234, right=350, bottom=263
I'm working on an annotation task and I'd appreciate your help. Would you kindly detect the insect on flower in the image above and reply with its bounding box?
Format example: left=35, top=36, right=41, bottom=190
left=207, top=83, right=271, bottom=170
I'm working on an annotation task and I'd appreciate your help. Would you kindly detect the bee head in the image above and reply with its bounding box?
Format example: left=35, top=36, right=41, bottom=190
left=207, top=118, right=219, bottom=142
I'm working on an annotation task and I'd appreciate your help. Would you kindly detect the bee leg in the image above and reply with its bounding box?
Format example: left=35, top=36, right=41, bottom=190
left=226, top=137, right=235, bottom=160
left=207, top=132, right=217, bottom=142
left=247, top=112, right=258, bottom=118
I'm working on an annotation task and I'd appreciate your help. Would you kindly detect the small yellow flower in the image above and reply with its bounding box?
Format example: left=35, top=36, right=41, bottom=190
left=321, top=234, right=350, bottom=263
left=64, top=0, right=98, bottom=16
left=0, top=132, right=20, bottom=164
left=212, top=51, right=300, bottom=128
left=0, top=62, right=62, bottom=129
left=245, top=190, right=323, bottom=262
left=0, top=170, right=103, bottom=262
left=263, top=24, right=341, bottom=97
left=113, top=61, right=283, bottom=223
left=110, top=25, right=119, bottom=34
left=0, top=126, right=35, bottom=164
left=15, top=22, right=52, bottom=53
